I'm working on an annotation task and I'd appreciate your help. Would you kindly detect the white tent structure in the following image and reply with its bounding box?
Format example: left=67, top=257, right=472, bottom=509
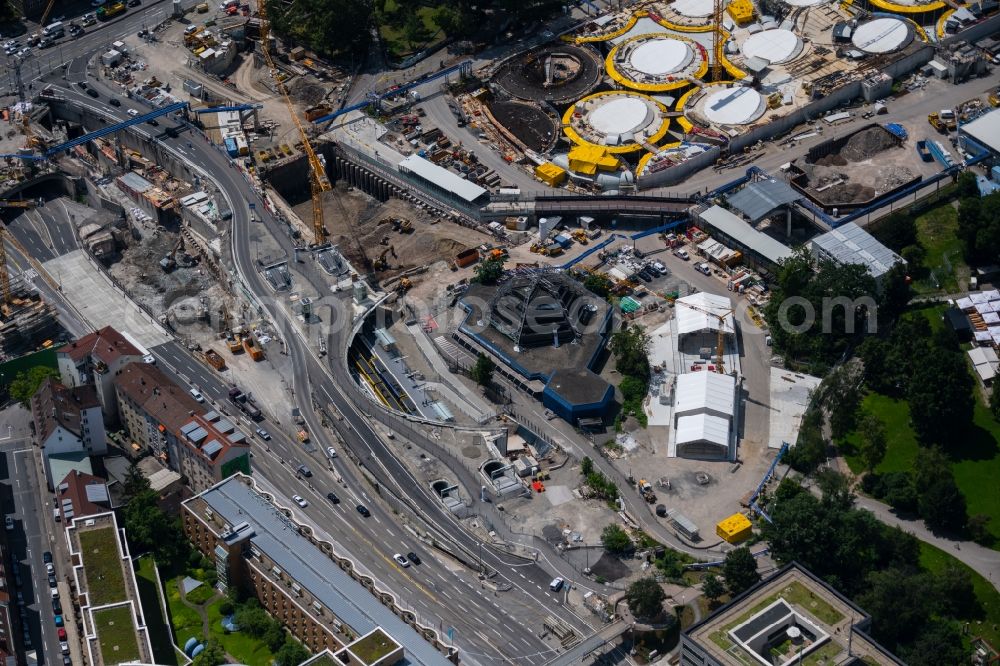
left=675, top=292, right=736, bottom=337
left=671, top=371, right=737, bottom=460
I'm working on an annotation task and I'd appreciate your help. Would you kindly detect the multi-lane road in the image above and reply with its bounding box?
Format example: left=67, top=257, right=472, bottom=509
left=5, top=66, right=599, bottom=662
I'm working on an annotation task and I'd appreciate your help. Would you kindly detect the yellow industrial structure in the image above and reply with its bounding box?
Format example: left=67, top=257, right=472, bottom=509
left=727, top=0, right=756, bottom=24
left=717, top=513, right=753, bottom=543
left=567, top=145, right=621, bottom=175
left=535, top=162, right=567, bottom=186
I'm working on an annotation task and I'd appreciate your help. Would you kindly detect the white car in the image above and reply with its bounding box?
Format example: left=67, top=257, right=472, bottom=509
left=292, top=495, right=308, bottom=508
left=326, top=446, right=337, bottom=459
left=4, top=516, right=13, bottom=531
left=652, top=261, right=667, bottom=275
left=188, top=388, right=204, bottom=402
left=127, top=108, right=139, bottom=117
left=392, top=553, right=410, bottom=568
left=60, top=642, right=69, bottom=655
left=674, top=249, right=690, bottom=260
left=51, top=588, right=60, bottom=599
left=46, top=563, right=55, bottom=575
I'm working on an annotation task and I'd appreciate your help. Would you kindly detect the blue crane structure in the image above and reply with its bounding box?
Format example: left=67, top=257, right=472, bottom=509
left=311, top=60, right=474, bottom=125
left=748, top=441, right=789, bottom=524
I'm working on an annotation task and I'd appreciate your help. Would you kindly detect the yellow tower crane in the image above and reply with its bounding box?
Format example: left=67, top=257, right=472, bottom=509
left=38, top=0, right=58, bottom=29
left=257, top=0, right=331, bottom=244
left=711, top=0, right=724, bottom=81
left=675, top=299, right=733, bottom=373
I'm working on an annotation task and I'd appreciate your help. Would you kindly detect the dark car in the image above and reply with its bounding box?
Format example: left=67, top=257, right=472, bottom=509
left=43, top=551, right=52, bottom=564
left=356, top=504, right=370, bottom=517
left=109, top=98, right=121, bottom=107
left=86, top=88, right=98, bottom=98
left=146, top=119, right=158, bottom=126
left=128, top=0, right=141, bottom=5
left=48, top=573, right=57, bottom=588
left=326, top=492, right=340, bottom=504
left=297, top=464, right=312, bottom=478
left=76, top=81, right=87, bottom=89
left=165, top=125, right=180, bottom=137
left=52, top=599, right=62, bottom=614
left=406, top=551, right=421, bottom=565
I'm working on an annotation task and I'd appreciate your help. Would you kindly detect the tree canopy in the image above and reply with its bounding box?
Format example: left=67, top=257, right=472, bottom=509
left=609, top=324, right=650, bottom=382
left=470, top=353, right=495, bottom=387
left=265, top=0, right=372, bottom=56
left=192, top=640, right=226, bottom=666
left=956, top=181, right=1000, bottom=265
left=600, top=524, right=632, bottom=554
left=625, top=577, right=666, bottom=621
left=907, top=349, right=974, bottom=445
left=722, top=547, right=760, bottom=596
left=8, top=366, right=59, bottom=407
left=472, top=257, right=505, bottom=285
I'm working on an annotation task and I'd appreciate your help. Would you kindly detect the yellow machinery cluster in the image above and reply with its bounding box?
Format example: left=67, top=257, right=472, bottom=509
left=727, top=0, right=756, bottom=24
left=716, top=513, right=753, bottom=543
left=534, top=162, right=567, bottom=187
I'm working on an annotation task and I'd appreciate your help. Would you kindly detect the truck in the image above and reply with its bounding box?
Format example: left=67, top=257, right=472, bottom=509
left=203, top=349, right=226, bottom=371
left=97, top=1, right=126, bottom=20
left=226, top=332, right=243, bottom=354
left=638, top=479, right=656, bottom=503
left=297, top=428, right=309, bottom=443
left=243, top=334, right=264, bottom=361
left=916, top=140, right=932, bottom=162
left=228, top=387, right=246, bottom=403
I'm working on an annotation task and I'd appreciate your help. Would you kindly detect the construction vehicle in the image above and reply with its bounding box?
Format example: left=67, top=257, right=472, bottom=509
left=203, top=348, right=226, bottom=371
left=297, top=428, right=310, bottom=443
left=675, top=299, right=733, bottom=373
left=242, top=333, right=264, bottom=361
left=396, top=277, right=412, bottom=293
left=571, top=229, right=589, bottom=245
left=638, top=479, right=656, bottom=503
left=0, top=199, right=37, bottom=209
left=225, top=332, right=243, bottom=354
left=374, top=246, right=395, bottom=271
left=258, top=0, right=330, bottom=244
left=927, top=112, right=943, bottom=132
left=989, top=87, right=1000, bottom=108
left=928, top=109, right=957, bottom=133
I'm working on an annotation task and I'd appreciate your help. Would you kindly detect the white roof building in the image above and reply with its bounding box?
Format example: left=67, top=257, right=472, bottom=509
left=398, top=154, right=488, bottom=204
left=670, top=370, right=738, bottom=460
left=968, top=346, right=998, bottom=384
left=961, top=107, right=1000, bottom=156
left=675, top=292, right=736, bottom=336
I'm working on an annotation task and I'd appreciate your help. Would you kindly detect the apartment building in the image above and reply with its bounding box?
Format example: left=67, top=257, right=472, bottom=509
left=182, top=475, right=455, bottom=666
left=31, top=378, right=107, bottom=489
left=114, top=361, right=250, bottom=492
left=57, top=326, right=145, bottom=423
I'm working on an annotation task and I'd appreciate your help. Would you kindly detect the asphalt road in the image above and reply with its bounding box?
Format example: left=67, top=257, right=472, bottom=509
left=0, top=405, right=62, bottom=666
left=36, top=77, right=595, bottom=662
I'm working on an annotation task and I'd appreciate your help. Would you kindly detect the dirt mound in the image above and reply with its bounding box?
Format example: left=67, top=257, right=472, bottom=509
left=840, top=126, right=899, bottom=162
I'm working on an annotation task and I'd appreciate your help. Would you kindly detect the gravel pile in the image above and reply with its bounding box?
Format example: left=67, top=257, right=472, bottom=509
left=840, top=126, right=899, bottom=162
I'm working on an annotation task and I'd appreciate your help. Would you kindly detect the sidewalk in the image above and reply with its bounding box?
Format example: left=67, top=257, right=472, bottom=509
left=853, top=494, right=1000, bottom=591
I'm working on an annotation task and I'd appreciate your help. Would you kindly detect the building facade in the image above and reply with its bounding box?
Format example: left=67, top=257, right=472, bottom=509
left=57, top=326, right=144, bottom=424
left=31, top=379, right=107, bottom=488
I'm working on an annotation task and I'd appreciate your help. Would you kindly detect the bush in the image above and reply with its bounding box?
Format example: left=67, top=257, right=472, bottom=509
left=218, top=600, right=234, bottom=617
left=601, top=524, right=632, bottom=554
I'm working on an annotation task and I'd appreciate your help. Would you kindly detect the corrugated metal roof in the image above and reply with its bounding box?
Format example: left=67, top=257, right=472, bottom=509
left=187, top=427, right=208, bottom=443
left=675, top=372, right=736, bottom=417
left=119, top=171, right=152, bottom=193
left=197, top=479, right=453, bottom=666
left=202, top=439, right=224, bottom=458
left=698, top=205, right=794, bottom=265
left=84, top=483, right=110, bottom=504
left=962, top=107, right=1000, bottom=154
left=398, top=155, right=488, bottom=204
left=726, top=179, right=800, bottom=223
left=810, top=222, right=901, bottom=279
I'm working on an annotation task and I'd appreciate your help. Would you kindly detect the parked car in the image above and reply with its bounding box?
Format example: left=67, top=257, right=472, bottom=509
left=652, top=261, right=667, bottom=275
left=43, top=551, right=52, bottom=564
left=292, top=495, right=308, bottom=508
left=4, top=516, right=13, bottom=530
left=392, top=553, right=410, bottom=568
left=128, top=0, right=141, bottom=5
left=76, top=81, right=88, bottom=89
left=45, top=563, right=54, bottom=575
left=406, top=551, right=421, bottom=565
left=54, top=615, right=64, bottom=627
left=695, top=262, right=712, bottom=275
left=51, top=588, right=60, bottom=599
left=674, top=249, right=690, bottom=260
left=356, top=504, right=371, bottom=517
left=49, top=573, right=58, bottom=588
left=326, top=446, right=337, bottom=459
left=255, top=428, right=270, bottom=440
left=109, top=98, right=121, bottom=107
left=146, top=119, right=158, bottom=126
left=60, top=642, right=69, bottom=655
left=57, top=628, right=67, bottom=641
left=326, top=492, right=340, bottom=504
left=53, top=598, right=62, bottom=614
left=188, top=388, right=204, bottom=402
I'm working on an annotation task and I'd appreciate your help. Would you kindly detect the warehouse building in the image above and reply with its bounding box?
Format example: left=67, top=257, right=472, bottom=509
left=696, top=206, right=795, bottom=270
left=670, top=371, right=738, bottom=460
left=810, top=222, right=902, bottom=284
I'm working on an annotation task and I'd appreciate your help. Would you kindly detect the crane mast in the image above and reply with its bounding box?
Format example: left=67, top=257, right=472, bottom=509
left=257, top=0, right=331, bottom=244
left=712, top=0, right=724, bottom=81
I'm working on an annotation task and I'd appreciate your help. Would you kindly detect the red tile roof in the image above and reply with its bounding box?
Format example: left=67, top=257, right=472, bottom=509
left=61, top=326, right=142, bottom=364
left=114, top=362, right=203, bottom=435
left=31, top=379, right=101, bottom=443
left=55, top=470, right=111, bottom=520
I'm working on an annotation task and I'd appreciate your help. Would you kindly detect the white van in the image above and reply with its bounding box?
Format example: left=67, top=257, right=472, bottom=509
left=549, top=577, right=564, bottom=592
left=43, top=22, right=65, bottom=38
left=189, top=388, right=205, bottom=402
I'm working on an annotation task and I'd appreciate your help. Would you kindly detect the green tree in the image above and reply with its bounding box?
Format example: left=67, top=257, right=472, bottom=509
left=919, top=474, right=967, bottom=533
left=820, top=364, right=863, bottom=439
left=990, top=385, right=1000, bottom=421
left=8, top=366, right=59, bottom=407
left=701, top=573, right=724, bottom=606
left=233, top=604, right=273, bottom=637
left=583, top=272, right=613, bottom=299
left=931, top=565, right=978, bottom=618
left=957, top=190, right=1000, bottom=264
left=600, top=524, right=631, bottom=554
left=470, top=353, right=495, bottom=387
left=858, top=567, right=931, bottom=648
left=274, top=638, right=310, bottom=666
left=908, top=350, right=974, bottom=445
left=955, top=170, right=980, bottom=199
left=123, top=490, right=187, bottom=566
left=264, top=623, right=287, bottom=653
left=857, top=413, right=887, bottom=472
left=900, top=619, right=968, bottom=666
left=785, top=407, right=828, bottom=473
left=722, top=547, right=760, bottom=596
left=580, top=456, right=594, bottom=476
left=625, top=577, right=665, bottom=621
left=192, top=640, right=227, bottom=666
left=265, top=0, right=372, bottom=56
left=968, top=513, right=994, bottom=547
left=609, top=324, right=650, bottom=382
left=882, top=472, right=919, bottom=513
left=122, top=462, right=151, bottom=502
left=874, top=212, right=918, bottom=252
left=402, top=11, right=430, bottom=43
left=473, top=257, right=505, bottom=285
left=878, top=261, right=912, bottom=326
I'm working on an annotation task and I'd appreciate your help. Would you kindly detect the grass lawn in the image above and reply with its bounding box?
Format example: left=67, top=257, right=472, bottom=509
left=350, top=629, right=397, bottom=663
left=164, top=578, right=202, bottom=641
left=134, top=557, right=178, bottom=666
left=845, top=387, right=1000, bottom=544
left=912, top=201, right=966, bottom=294
left=93, top=605, right=142, bottom=663
left=919, top=542, right=1000, bottom=650
left=184, top=583, right=216, bottom=606
left=206, top=600, right=276, bottom=665
left=78, top=526, right=128, bottom=605
left=378, top=0, right=444, bottom=57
